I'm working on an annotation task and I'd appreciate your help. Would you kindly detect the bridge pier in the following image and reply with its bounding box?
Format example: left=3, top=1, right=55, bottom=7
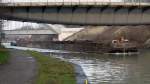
left=0, top=20, right=2, bottom=45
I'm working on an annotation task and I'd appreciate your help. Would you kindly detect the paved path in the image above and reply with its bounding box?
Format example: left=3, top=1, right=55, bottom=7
left=0, top=49, right=37, bottom=84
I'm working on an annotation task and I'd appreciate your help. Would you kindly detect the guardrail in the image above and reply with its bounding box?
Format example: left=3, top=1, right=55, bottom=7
left=0, top=0, right=150, bottom=7
left=0, top=2, right=150, bottom=7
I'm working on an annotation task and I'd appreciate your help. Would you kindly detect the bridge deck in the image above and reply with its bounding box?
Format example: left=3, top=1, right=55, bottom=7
left=0, top=2, right=150, bottom=7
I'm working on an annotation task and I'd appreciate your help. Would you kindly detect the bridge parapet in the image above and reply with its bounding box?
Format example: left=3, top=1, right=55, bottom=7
left=0, top=2, right=150, bottom=7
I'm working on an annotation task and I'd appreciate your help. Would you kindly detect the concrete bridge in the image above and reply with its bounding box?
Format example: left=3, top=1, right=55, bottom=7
left=3, top=27, right=83, bottom=41
left=0, top=1, right=150, bottom=25
left=3, top=29, right=59, bottom=35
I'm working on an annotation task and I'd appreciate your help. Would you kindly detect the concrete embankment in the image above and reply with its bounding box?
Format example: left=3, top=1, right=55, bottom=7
left=73, top=64, right=89, bottom=84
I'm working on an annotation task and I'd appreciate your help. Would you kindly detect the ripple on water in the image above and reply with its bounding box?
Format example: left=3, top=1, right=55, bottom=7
left=50, top=51, right=150, bottom=84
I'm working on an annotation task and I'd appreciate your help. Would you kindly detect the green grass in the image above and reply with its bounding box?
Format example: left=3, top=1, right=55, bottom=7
left=0, top=48, right=9, bottom=64
left=28, top=51, right=77, bottom=84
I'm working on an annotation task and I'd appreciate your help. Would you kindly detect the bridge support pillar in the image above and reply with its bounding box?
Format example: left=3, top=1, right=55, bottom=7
left=0, top=20, right=2, bottom=45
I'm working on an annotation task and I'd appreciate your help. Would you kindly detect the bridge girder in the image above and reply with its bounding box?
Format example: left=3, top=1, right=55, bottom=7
left=0, top=6, right=150, bottom=25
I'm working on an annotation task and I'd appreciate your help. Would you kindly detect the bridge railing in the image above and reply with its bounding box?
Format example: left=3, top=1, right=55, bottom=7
left=0, top=0, right=150, bottom=6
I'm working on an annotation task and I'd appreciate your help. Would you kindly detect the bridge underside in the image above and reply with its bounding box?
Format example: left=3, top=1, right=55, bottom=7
left=0, top=6, right=150, bottom=25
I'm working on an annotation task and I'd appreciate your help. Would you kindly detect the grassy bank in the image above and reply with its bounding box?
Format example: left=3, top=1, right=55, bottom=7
left=28, top=51, right=76, bottom=84
left=0, top=47, right=9, bottom=64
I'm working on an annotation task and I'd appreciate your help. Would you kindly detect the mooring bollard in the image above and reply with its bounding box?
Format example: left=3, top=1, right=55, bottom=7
left=85, top=79, right=88, bottom=84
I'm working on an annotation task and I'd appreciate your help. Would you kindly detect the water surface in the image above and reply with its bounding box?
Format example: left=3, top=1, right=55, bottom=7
left=50, top=50, right=150, bottom=84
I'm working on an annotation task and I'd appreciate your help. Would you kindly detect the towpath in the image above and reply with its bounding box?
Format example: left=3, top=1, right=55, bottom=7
left=0, top=49, right=37, bottom=84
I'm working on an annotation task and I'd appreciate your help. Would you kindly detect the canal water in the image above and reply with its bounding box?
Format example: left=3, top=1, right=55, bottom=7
left=4, top=43, right=150, bottom=84
left=49, top=50, right=150, bottom=84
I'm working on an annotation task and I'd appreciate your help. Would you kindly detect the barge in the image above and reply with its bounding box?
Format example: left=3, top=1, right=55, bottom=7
left=108, top=36, right=138, bottom=55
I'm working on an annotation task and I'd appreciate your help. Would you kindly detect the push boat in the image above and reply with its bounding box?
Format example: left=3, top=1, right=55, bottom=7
left=108, top=37, right=139, bottom=55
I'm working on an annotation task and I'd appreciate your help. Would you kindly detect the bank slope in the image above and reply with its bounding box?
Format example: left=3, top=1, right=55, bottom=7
left=64, top=26, right=150, bottom=48
left=28, top=51, right=76, bottom=84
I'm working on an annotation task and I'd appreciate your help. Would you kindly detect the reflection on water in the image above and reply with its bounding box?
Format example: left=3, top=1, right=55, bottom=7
left=50, top=51, right=150, bottom=84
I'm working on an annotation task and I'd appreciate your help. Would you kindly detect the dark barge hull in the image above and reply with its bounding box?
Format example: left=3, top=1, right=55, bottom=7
left=108, top=47, right=138, bottom=53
